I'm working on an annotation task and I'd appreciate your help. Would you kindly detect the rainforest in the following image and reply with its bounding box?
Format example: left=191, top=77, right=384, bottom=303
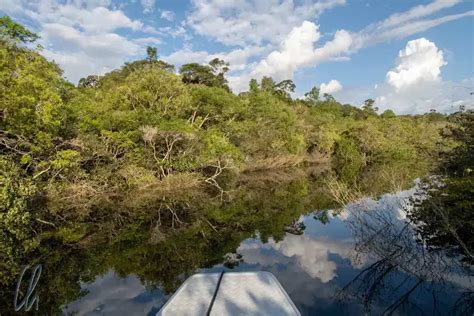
left=0, top=16, right=472, bottom=315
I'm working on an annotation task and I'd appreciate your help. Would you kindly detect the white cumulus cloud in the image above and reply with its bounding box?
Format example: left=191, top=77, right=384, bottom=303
left=386, top=38, right=446, bottom=90
left=337, top=38, right=473, bottom=114
left=320, top=80, right=343, bottom=94
left=252, top=21, right=322, bottom=80
left=228, top=21, right=351, bottom=92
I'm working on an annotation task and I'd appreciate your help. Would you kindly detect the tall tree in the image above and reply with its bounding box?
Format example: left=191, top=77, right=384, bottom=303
left=180, top=63, right=215, bottom=85
left=260, top=76, right=276, bottom=92
left=304, top=86, right=320, bottom=105
left=253, top=77, right=295, bottom=101
left=274, top=80, right=295, bottom=100
left=146, top=46, right=158, bottom=62
left=323, top=93, right=336, bottom=102
left=209, top=58, right=230, bottom=90
left=381, top=109, right=396, bottom=118
left=78, top=75, right=101, bottom=88
left=179, top=58, right=230, bottom=90
left=249, top=79, right=259, bottom=93
left=0, top=16, right=39, bottom=44
left=362, top=98, right=378, bottom=115
left=209, top=58, right=229, bottom=75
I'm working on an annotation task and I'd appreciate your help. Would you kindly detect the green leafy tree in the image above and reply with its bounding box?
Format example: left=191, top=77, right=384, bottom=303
left=0, top=16, right=39, bottom=44
left=146, top=46, right=158, bottom=62
left=0, top=19, right=74, bottom=175
left=381, top=109, right=396, bottom=119
left=409, top=111, right=474, bottom=263
left=180, top=58, right=230, bottom=91
left=362, top=98, right=378, bottom=116
left=274, top=80, right=295, bottom=100
left=209, top=58, right=229, bottom=75
left=78, top=75, right=100, bottom=88
left=256, top=77, right=295, bottom=101
left=180, top=63, right=214, bottom=85
left=260, top=76, right=276, bottom=92
left=304, top=86, right=320, bottom=105
left=323, top=93, right=336, bottom=102
left=249, top=79, right=259, bottom=93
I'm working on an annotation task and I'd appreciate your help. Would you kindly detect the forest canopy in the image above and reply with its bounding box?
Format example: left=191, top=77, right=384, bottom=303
left=1, top=16, right=462, bottom=199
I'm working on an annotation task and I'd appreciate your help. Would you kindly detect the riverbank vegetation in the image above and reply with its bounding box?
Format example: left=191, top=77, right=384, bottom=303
left=409, top=111, right=473, bottom=263
left=1, top=16, right=471, bottom=291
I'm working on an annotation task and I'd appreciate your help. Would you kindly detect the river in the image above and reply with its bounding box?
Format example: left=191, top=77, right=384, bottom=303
left=54, top=178, right=472, bottom=315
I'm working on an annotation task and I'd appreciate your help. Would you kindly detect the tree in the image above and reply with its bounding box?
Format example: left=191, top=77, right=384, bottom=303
left=274, top=80, right=295, bottom=100
left=381, top=109, right=396, bottom=119
left=256, top=77, right=295, bottom=101
left=249, top=79, right=259, bottom=93
left=275, top=80, right=295, bottom=93
left=209, top=58, right=229, bottom=75
left=323, top=93, right=336, bottom=102
left=0, top=16, right=39, bottom=44
left=146, top=46, right=158, bottom=62
left=179, top=58, right=230, bottom=90
left=144, top=46, right=175, bottom=72
left=444, top=110, right=474, bottom=175
left=180, top=63, right=215, bottom=85
left=209, top=58, right=230, bottom=91
left=260, top=76, right=276, bottom=92
left=304, top=86, right=320, bottom=105
left=0, top=20, right=71, bottom=164
left=362, top=98, right=378, bottom=116
left=78, top=75, right=100, bottom=88
left=408, top=111, right=474, bottom=264
left=363, top=98, right=375, bottom=108
left=122, top=59, right=175, bottom=74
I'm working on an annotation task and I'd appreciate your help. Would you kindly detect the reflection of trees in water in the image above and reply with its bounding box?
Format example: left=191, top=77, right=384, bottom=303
left=406, top=110, right=474, bottom=264
left=453, top=291, right=474, bottom=315
left=338, top=194, right=473, bottom=315
left=284, top=217, right=306, bottom=235
left=0, top=175, right=317, bottom=314
left=2, top=163, right=463, bottom=314
left=408, top=177, right=474, bottom=264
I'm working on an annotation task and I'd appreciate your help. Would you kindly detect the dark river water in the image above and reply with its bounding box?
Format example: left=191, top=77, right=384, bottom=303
left=59, top=184, right=473, bottom=315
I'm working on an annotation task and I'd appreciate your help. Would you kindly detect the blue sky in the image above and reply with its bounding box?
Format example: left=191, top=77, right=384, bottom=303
left=1, top=0, right=473, bottom=114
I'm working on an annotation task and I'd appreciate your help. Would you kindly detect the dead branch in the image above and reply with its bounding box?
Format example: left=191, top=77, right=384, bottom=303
left=198, top=113, right=210, bottom=129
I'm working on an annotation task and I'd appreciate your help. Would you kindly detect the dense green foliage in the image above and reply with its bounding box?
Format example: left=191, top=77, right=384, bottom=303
left=179, top=58, right=230, bottom=91
left=0, top=16, right=39, bottom=44
left=409, top=111, right=474, bottom=263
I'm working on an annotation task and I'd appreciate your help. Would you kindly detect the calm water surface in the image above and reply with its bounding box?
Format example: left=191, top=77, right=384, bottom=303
left=61, top=185, right=473, bottom=315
